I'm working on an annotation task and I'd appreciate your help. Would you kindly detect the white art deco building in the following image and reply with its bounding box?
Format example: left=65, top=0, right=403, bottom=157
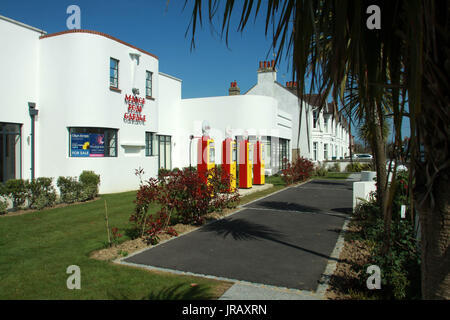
left=0, top=15, right=350, bottom=194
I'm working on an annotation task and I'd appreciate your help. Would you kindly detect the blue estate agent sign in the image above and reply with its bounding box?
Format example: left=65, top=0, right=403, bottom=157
left=70, top=133, right=105, bottom=157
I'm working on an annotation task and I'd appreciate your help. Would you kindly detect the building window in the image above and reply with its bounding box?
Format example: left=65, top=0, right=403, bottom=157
left=324, top=143, right=328, bottom=160
left=264, top=137, right=271, bottom=169
left=145, top=132, right=158, bottom=156
left=0, top=122, right=21, bottom=183
left=279, top=138, right=289, bottom=170
left=158, top=135, right=171, bottom=170
left=110, top=58, right=119, bottom=89
left=146, top=71, right=153, bottom=98
left=69, top=127, right=117, bottom=157
left=324, top=117, right=328, bottom=132
left=313, top=142, right=318, bottom=161
left=313, top=111, right=318, bottom=128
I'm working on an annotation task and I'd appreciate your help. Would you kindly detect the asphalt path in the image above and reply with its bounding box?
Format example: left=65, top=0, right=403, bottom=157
left=124, top=179, right=353, bottom=291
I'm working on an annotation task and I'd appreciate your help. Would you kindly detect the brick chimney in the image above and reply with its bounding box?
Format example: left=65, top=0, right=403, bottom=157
left=285, top=81, right=299, bottom=93
left=229, top=81, right=240, bottom=95
left=257, top=60, right=277, bottom=84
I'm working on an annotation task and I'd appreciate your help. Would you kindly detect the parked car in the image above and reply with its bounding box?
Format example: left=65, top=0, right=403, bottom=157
left=356, top=154, right=373, bottom=159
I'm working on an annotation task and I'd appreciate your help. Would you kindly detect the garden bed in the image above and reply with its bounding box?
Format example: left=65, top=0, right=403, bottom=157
left=90, top=207, right=238, bottom=262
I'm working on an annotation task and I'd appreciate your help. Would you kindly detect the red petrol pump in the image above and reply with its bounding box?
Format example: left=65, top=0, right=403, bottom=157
left=253, top=139, right=265, bottom=185
left=197, top=134, right=215, bottom=184
left=239, top=139, right=252, bottom=189
left=222, top=137, right=237, bottom=191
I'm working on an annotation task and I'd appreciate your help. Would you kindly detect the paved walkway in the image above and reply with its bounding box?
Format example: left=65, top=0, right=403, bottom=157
left=119, top=177, right=353, bottom=299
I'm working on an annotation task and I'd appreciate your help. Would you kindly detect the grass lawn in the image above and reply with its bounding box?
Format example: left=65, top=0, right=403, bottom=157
left=0, top=170, right=342, bottom=300
left=0, top=175, right=294, bottom=300
left=0, top=192, right=231, bottom=299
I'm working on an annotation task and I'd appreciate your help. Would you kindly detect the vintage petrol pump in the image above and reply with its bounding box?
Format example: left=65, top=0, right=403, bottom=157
left=239, top=138, right=253, bottom=189
left=197, top=122, right=215, bottom=184
left=253, top=139, right=265, bottom=185
left=222, top=137, right=237, bottom=192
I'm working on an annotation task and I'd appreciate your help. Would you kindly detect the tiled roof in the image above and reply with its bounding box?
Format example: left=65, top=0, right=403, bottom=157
left=300, top=93, right=327, bottom=107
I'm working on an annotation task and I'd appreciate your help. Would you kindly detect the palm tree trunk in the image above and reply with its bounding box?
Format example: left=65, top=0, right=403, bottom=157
left=416, top=169, right=450, bottom=299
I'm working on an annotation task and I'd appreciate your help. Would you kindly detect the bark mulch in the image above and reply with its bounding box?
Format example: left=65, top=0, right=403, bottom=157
left=325, top=220, right=374, bottom=300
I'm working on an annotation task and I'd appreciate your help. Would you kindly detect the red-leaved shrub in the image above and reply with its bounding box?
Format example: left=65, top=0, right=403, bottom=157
left=130, top=166, right=240, bottom=244
left=281, top=156, right=314, bottom=185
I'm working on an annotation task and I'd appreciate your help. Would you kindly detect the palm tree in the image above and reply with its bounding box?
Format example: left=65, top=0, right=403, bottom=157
left=183, top=0, right=449, bottom=299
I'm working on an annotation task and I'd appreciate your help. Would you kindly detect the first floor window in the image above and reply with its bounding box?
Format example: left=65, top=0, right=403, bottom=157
left=0, top=122, right=21, bottom=182
left=158, top=135, right=171, bottom=170
left=110, top=58, right=119, bottom=88
left=145, top=132, right=158, bottom=156
left=146, top=71, right=153, bottom=98
left=313, top=111, right=318, bottom=128
left=69, top=127, right=117, bottom=157
left=324, top=144, right=328, bottom=160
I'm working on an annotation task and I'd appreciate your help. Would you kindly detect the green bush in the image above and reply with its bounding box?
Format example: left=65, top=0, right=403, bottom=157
left=26, top=177, right=57, bottom=210
left=346, top=162, right=363, bottom=172
left=79, top=171, right=100, bottom=201
left=353, top=173, right=421, bottom=299
left=3, top=179, right=27, bottom=209
left=0, top=193, right=7, bottom=214
left=57, top=176, right=82, bottom=203
left=314, top=163, right=328, bottom=176
left=331, top=162, right=341, bottom=172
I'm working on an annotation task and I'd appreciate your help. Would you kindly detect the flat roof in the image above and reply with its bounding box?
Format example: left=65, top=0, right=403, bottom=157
left=159, top=72, right=182, bottom=82
left=0, top=14, right=47, bottom=34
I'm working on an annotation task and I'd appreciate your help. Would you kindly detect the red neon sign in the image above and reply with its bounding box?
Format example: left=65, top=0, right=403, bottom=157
left=124, top=94, right=147, bottom=124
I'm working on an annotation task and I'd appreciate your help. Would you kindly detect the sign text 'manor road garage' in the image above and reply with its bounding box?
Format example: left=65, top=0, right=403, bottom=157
left=124, top=94, right=146, bottom=124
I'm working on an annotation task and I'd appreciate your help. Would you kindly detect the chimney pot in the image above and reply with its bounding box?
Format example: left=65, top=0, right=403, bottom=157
left=229, top=81, right=240, bottom=95
left=271, top=60, right=275, bottom=68
left=259, top=61, right=263, bottom=69
left=264, top=61, right=267, bottom=68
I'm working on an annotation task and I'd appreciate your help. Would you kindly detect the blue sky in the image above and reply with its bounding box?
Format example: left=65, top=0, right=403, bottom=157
left=1, top=0, right=410, bottom=140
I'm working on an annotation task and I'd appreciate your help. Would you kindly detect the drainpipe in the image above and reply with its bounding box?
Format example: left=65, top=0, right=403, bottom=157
left=28, top=102, right=39, bottom=180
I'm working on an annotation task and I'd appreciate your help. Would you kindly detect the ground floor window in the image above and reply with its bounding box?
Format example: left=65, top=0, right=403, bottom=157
left=158, top=135, right=171, bottom=170
left=69, top=127, right=117, bottom=157
left=0, top=122, right=21, bottom=183
left=313, top=142, right=318, bottom=161
left=264, top=137, right=271, bottom=169
left=145, top=132, right=158, bottom=156
left=279, top=138, right=289, bottom=170
left=324, top=143, right=328, bottom=160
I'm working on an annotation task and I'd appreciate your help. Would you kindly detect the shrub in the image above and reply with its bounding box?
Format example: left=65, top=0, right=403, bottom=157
left=346, top=162, right=363, bottom=172
left=0, top=191, right=7, bottom=214
left=26, top=177, right=57, bottom=210
left=331, top=162, right=341, bottom=172
left=130, top=166, right=240, bottom=244
left=0, top=183, right=8, bottom=214
left=79, top=170, right=100, bottom=201
left=281, top=157, right=314, bottom=185
left=353, top=173, right=421, bottom=299
left=57, top=176, right=82, bottom=203
left=314, top=163, right=328, bottom=176
left=3, top=179, right=27, bottom=209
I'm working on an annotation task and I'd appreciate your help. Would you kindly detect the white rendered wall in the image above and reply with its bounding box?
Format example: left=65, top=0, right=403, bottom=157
left=246, top=70, right=312, bottom=159
left=0, top=17, right=42, bottom=181
left=37, top=32, right=159, bottom=193
left=177, top=95, right=288, bottom=170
